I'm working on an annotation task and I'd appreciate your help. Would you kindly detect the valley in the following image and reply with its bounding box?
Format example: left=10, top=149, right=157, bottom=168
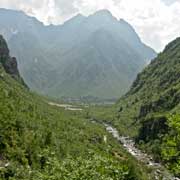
left=0, top=6, right=180, bottom=180
left=0, top=35, right=153, bottom=179
left=49, top=100, right=179, bottom=179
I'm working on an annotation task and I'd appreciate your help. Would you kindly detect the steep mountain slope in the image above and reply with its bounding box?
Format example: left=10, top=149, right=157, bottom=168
left=0, top=8, right=156, bottom=100
left=0, top=35, right=151, bottom=179
left=113, top=37, right=180, bottom=176
left=0, top=35, right=25, bottom=85
left=50, top=29, right=147, bottom=98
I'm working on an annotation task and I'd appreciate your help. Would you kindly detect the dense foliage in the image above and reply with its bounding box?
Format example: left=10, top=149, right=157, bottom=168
left=0, top=48, right=150, bottom=179
left=161, top=115, right=180, bottom=176
left=6, top=153, right=138, bottom=180
left=106, top=37, right=180, bottom=176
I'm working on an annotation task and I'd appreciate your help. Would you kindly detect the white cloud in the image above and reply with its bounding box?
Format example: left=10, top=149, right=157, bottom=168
left=0, top=0, right=179, bottom=52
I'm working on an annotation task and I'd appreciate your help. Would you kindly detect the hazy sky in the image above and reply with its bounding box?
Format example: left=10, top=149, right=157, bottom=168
left=0, top=0, right=180, bottom=52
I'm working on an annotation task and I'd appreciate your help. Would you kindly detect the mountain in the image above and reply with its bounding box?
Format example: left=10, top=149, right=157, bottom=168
left=0, top=35, right=150, bottom=180
left=113, top=37, right=180, bottom=176
left=0, top=8, right=156, bottom=100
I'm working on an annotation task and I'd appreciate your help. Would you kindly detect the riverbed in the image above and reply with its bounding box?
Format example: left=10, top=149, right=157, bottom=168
left=104, top=123, right=179, bottom=180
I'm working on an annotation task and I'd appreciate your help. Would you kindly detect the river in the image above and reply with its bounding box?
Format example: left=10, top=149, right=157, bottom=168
left=104, top=123, right=180, bottom=180
left=48, top=101, right=179, bottom=180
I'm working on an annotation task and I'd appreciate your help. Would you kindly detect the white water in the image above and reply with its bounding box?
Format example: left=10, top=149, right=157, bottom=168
left=48, top=102, right=179, bottom=180
left=104, top=123, right=180, bottom=180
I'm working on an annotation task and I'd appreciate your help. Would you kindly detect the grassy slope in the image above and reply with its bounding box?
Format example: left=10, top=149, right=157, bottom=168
left=0, top=64, right=154, bottom=179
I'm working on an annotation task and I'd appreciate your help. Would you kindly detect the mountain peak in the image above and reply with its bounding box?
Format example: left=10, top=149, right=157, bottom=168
left=95, top=9, right=112, bottom=15
left=64, top=13, right=85, bottom=26
left=71, top=13, right=85, bottom=20
left=75, top=13, right=84, bottom=18
left=0, top=8, right=156, bottom=99
left=90, top=9, right=114, bottom=18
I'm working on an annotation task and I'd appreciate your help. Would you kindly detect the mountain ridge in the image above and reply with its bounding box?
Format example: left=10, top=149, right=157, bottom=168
left=0, top=8, right=156, bottom=100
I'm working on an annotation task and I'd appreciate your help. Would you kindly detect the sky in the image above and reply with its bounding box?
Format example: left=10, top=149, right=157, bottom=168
left=0, top=0, right=180, bottom=52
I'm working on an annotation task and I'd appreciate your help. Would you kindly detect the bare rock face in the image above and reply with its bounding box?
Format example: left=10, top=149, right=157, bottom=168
left=0, top=35, right=9, bottom=59
left=3, top=56, right=20, bottom=79
left=0, top=34, right=26, bottom=86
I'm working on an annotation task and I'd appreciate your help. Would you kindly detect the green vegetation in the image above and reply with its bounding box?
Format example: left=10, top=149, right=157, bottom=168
left=0, top=15, right=179, bottom=178
left=0, top=36, right=153, bottom=179
left=161, top=115, right=180, bottom=176
left=0, top=64, right=149, bottom=179
left=87, top=37, right=180, bottom=178
left=96, top=37, right=180, bottom=177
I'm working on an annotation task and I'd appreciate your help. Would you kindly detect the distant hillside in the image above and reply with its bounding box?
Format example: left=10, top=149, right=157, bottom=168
left=0, top=8, right=156, bottom=100
left=114, top=37, right=180, bottom=177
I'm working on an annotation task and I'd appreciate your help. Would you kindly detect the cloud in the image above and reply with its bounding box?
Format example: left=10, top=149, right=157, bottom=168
left=0, top=0, right=179, bottom=52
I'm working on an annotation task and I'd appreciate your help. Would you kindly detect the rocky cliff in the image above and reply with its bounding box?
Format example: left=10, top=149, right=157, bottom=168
left=0, top=34, right=26, bottom=86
